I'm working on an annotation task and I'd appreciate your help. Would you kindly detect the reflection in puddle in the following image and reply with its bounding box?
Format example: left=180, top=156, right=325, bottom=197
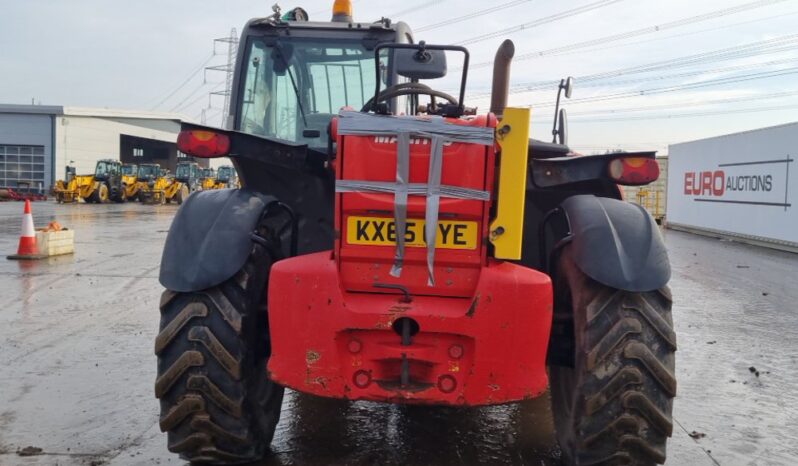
left=255, top=390, right=561, bottom=466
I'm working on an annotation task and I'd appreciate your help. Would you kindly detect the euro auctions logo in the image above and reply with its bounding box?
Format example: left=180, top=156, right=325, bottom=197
left=682, top=156, right=793, bottom=209
left=684, top=171, right=773, bottom=196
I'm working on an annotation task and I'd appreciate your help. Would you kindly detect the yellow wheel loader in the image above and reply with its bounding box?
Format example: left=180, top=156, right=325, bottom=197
left=213, top=165, right=239, bottom=189
left=138, top=164, right=190, bottom=205
left=165, top=179, right=190, bottom=204
left=199, top=167, right=217, bottom=190
left=54, top=171, right=95, bottom=203
left=137, top=164, right=167, bottom=204
left=53, top=160, right=126, bottom=203
left=120, top=164, right=143, bottom=201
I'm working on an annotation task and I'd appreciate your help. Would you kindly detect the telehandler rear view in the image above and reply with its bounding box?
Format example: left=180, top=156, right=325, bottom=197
left=156, top=2, right=675, bottom=464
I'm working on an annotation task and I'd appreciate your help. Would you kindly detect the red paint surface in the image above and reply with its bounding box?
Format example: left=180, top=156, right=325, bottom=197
left=268, top=252, right=553, bottom=406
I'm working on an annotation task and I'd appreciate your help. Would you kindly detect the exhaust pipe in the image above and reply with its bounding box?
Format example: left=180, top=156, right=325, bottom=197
left=489, top=39, right=515, bottom=117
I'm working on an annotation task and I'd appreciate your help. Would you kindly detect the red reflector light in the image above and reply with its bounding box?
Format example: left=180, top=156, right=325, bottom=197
left=353, top=370, right=371, bottom=388
left=177, top=130, right=231, bottom=158
left=608, top=157, right=659, bottom=185
left=347, top=339, right=362, bottom=354
left=448, top=344, right=464, bottom=360
left=437, top=374, right=457, bottom=393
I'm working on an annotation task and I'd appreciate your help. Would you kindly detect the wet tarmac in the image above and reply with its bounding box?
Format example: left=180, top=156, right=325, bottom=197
left=0, top=201, right=796, bottom=465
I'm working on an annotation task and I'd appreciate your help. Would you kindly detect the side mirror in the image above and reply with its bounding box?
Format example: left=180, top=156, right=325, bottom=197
left=552, top=77, right=573, bottom=144
left=394, top=48, right=448, bottom=80
left=555, top=108, right=568, bottom=146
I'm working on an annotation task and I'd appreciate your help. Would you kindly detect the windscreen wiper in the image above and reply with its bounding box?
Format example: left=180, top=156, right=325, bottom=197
left=273, top=43, right=310, bottom=130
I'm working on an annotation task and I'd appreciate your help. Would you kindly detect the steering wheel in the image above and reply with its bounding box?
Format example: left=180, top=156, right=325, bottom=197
left=361, top=82, right=459, bottom=113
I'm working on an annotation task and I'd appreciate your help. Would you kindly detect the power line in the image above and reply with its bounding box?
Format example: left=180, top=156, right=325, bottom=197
left=173, top=82, right=226, bottom=113
left=458, top=0, right=625, bottom=46
left=415, top=0, right=532, bottom=32
left=150, top=53, right=215, bottom=110
left=534, top=9, right=798, bottom=61
left=169, top=81, right=215, bottom=113
left=551, top=35, right=798, bottom=88
left=473, top=55, right=798, bottom=98
left=522, top=66, right=798, bottom=107
left=562, top=102, right=798, bottom=123
left=168, top=82, right=207, bottom=112
left=194, top=107, right=222, bottom=120
left=554, top=91, right=798, bottom=119
left=468, top=0, right=788, bottom=69
left=387, top=0, right=448, bottom=19
left=579, top=58, right=798, bottom=89
left=467, top=33, right=798, bottom=101
left=467, top=15, right=798, bottom=95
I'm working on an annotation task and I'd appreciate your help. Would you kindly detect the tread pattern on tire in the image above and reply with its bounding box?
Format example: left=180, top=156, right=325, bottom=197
left=155, top=227, right=284, bottom=464
left=551, top=246, right=676, bottom=466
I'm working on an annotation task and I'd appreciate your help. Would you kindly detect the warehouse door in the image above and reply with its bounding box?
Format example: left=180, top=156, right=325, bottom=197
left=120, top=134, right=207, bottom=172
left=0, top=145, right=46, bottom=191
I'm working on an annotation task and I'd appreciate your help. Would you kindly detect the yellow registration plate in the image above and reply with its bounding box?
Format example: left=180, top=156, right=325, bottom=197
left=346, top=216, right=478, bottom=250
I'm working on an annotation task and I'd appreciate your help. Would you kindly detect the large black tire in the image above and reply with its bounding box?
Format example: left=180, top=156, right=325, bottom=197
left=550, top=245, right=676, bottom=465
left=155, top=218, right=285, bottom=464
left=87, top=184, right=108, bottom=204
left=111, top=185, right=125, bottom=203
left=176, top=185, right=190, bottom=205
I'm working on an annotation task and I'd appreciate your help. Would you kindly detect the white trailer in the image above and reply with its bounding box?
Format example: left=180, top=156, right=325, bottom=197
left=666, top=122, right=797, bottom=252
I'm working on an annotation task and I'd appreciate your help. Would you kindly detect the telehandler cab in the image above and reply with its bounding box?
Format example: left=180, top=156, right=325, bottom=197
left=214, top=165, right=239, bottom=189
left=174, top=161, right=202, bottom=193
left=136, top=163, right=163, bottom=184
left=156, top=2, right=674, bottom=464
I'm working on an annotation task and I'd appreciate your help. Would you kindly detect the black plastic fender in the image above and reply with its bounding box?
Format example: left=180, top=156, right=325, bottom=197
left=159, top=188, right=277, bottom=293
left=559, top=195, right=670, bottom=292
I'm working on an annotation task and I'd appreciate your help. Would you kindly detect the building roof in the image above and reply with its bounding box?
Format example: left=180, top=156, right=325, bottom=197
left=0, top=104, right=64, bottom=115
left=0, top=103, right=193, bottom=123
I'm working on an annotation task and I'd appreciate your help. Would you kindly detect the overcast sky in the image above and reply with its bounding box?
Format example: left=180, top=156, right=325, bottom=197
left=2, top=0, right=798, bottom=153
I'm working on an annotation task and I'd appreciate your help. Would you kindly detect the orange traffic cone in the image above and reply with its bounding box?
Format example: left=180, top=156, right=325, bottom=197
left=7, top=200, right=47, bottom=260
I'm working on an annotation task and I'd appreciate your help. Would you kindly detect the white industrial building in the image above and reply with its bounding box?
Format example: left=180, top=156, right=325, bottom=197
left=0, top=104, right=213, bottom=192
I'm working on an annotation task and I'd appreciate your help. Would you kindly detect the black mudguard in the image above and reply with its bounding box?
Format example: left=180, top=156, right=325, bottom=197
left=559, top=195, right=670, bottom=292
left=159, top=188, right=276, bottom=293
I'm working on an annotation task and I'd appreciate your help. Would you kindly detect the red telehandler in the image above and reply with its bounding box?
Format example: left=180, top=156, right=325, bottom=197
left=156, top=2, right=675, bottom=464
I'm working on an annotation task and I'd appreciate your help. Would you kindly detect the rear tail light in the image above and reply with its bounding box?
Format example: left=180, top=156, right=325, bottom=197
left=177, top=130, right=231, bottom=158
left=608, top=157, right=659, bottom=185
